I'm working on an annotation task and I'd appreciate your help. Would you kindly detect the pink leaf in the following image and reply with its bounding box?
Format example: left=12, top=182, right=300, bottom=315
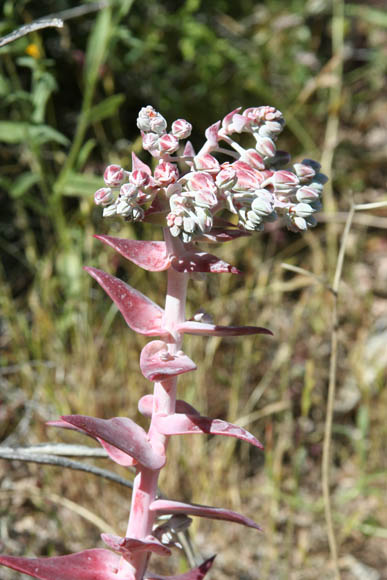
left=61, top=415, right=165, bottom=470
left=150, top=500, right=262, bottom=531
left=183, top=141, right=196, bottom=158
left=85, top=267, right=168, bottom=337
left=140, top=341, right=197, bottom=382
left=205, top=121, right=221, bottom=147
left=177, top=321, right=273, bottom=337
left=138, top=395, right=200, bottom=417
left=145, top=556, right=215, bottom=580
left=171, top=252, right=240, bottom=274
left=0, top=549, right=124, bottom=580
left=47, top=420, right=136, bottom=467
left=132, top=152, right=152, bottom=175
left=154, top=414, right=263, bottom=449
left=97, top=439, right=137, bottom=467
left=101, top=533, right=171, bottom=557
left=94, top=236, right=171, bottom=272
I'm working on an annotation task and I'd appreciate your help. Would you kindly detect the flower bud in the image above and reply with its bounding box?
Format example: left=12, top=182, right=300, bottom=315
left=240, top=149, right=265, bottom=170
left=130, top=170, right=150, bottom=188
left=293, top=163, right=316, bottom=182
left=216, top=166, right=237, bottom=189
left=103, top=164, right=125, bottom=187
left=296, top=186, right=320, bottom=203
left=131, top=206, right=145, bottom=221
left=120, top=183, right=137, bottom=200
left=294, top=202, right=315, bottom=218
left=188, top=171, right=217, bottom=194
left=94, top=187, right=114, bottom=206
left=116, top=198, right=132, bottom=217
left=137, top=105, right=167, bottom=134
left=142, top=132, right=159, bottom=153
left=251, top=192, right=275, bottom=217
left=194, top=189, right=218, bottom=208
left=154, top=161, right=179, bottom=185
left=102, top=203, right=117, bottom=217
left=195, top=207, right=213, bottom=232
left=271, top=170, right=299, bottom=192
left=158, top=133, right=180, bottom=154
left=171, top=119, right=192, bottom=139
left=193, top=154, right=220, bottom=172
left=255, top=136, right=276, bottom=158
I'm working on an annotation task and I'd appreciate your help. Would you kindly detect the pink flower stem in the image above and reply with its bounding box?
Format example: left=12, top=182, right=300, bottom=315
left=119, top=229, right=189, bottom=579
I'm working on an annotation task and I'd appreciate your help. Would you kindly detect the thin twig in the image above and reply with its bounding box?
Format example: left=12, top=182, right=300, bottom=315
left=0, top=449, right=134, bottom=490
left=1, top=443, right=108, bottom=457
left=281, top=263, right=334, bottom=293
left=317, top=212, right=387, bottom=229
left=354, top=200, right=387, bottom=211
left=322, top=201, right=355, bottom=580
left=0, top=19, right=63, bottom=48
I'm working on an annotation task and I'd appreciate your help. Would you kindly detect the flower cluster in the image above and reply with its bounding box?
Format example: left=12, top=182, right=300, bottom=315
left=94, top=105, right=327, bottom=241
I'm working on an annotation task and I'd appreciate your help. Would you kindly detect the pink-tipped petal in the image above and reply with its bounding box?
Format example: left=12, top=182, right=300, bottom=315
left=61, top=415, right=165, bottom=470
left=171, top=252, right=240, bottom=274
left=0, top=549, right=124, bottom=580
left=101, top=533, right=171, bottom=557
left=150, top=500, right=262, bottom=531
left=132, top=152, right=152, bottom=175
left=177, top=321, right=273, bottom=337
left=138, top=395, right=200, bottom=417
left=84, top=267, right=167, bottom=337
left=94, top=236, right=171, bottom=272
left=154, top=414, right=263, bottom=449
left=140, top=341, right=197, bottom=382
left=146, top=556, right=215, bottom=580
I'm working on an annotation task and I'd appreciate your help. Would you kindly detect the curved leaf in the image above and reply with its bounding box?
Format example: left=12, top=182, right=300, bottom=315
left=84, top=267, right=167, bottom=336
left=177, top=321, right=272, bottom=337
left=140, top=341, right=196, bottom=382
left=101, top=533, right=171, bottom=557
left=0, top=549, right=124, bottom=580
left=95, top=236, right=171, bottom=271
left=154, top=413, right=263, bottom=449
left=48, top=419, right=136, bottom=467
left=62, top=415, right=165, bottom=470
left=150, top=500, right=262, bottom=530
left=171, top=252, right=240, bottom=274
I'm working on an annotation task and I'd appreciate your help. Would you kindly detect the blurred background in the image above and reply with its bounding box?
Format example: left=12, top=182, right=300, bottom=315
left=0, top=1, right=386, bottom=578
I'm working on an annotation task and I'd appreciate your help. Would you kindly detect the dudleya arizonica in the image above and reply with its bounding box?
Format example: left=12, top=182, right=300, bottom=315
left=94, top=105, right=327, bottom=242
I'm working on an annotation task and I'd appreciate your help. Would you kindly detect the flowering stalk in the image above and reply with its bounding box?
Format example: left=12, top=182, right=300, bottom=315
left=0, top=105, right=326, bottom=579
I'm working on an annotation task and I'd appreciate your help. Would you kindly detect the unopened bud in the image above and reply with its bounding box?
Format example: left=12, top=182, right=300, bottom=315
left=255, top=136, right=276, bottom=158
left=154, top=161, right=179, bottom=185
left=94, top=187, right=114, bottom=206
left=216, top=166, right=237, bottom=189
left=193, top=154, right=220, bottom=172
left=103, top=165, right=124, bottom=187
left=158, top=133, right=179, bottom=154
left=171, top=119, right=192, bottom=139
left=130, top=170, right=150, bottom=188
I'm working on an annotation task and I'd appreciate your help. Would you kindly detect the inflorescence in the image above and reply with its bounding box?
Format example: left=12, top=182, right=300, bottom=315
left=94, top=105, right=327, bottom=242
